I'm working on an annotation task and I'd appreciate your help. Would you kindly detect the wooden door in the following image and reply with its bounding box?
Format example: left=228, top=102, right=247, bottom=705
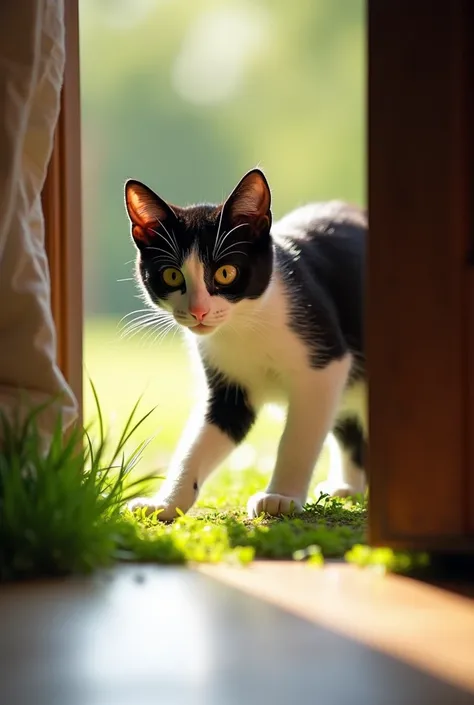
left=367, top=0, right=474, bottom=549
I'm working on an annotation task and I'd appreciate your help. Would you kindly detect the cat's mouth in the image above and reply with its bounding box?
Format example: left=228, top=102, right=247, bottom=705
left=190, top=323, right=215, bottom=335
left=174, top=314, right=217, bottom=334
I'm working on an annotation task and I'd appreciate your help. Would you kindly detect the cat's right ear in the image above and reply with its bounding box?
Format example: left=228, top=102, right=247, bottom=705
left=124, top=180, right=176, bottom=249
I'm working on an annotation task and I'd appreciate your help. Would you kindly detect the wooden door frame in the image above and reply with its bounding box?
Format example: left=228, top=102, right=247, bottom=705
left=43, top=0, right=473, bottom=550
left=367, top=0, right=474, bottom=549
left=42, top=0, right=83, bottom=425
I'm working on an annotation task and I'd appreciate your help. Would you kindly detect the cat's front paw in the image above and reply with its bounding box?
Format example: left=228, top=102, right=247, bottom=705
left=314, top=481, right=358, bottom=499
left=128, top=478, right=199, bottom=521
left=247, top=492, right=304, bottom=519
left=127, top=497, right=183, bottom=522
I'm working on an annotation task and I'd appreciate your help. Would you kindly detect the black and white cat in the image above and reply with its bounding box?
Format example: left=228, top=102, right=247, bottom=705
left=124, top=169, right=366, bottom=519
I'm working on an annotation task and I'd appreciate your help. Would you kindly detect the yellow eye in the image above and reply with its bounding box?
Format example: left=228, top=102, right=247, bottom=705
left=162, top=267, right=184, bottom=287
left=214, top=265, right=238, bottom=286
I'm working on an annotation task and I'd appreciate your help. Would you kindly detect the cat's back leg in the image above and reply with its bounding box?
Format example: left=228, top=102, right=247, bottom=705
left=316, top=416, right=366, bottom=498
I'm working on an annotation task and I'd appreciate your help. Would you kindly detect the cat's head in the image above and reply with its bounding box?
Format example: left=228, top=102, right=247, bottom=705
left=124, top=169, right=273, bottom=336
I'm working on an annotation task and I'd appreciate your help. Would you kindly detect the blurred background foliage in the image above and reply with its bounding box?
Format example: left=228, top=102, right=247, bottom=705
left=80, top=0, right=365, bottom=484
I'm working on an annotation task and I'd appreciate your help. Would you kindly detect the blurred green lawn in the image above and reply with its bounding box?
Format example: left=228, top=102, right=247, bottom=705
left=84, top=317, right=330, bottom=508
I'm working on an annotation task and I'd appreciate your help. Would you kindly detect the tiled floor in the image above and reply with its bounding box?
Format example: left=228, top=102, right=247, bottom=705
left=0, top=564, right=473, bottom=705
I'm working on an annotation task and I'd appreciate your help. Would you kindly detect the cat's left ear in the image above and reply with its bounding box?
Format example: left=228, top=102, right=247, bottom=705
left=222, top=168, right=272, bottom=237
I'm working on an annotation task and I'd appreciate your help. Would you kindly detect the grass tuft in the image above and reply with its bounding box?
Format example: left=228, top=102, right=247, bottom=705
left=0, top=392, right=155, bottom=581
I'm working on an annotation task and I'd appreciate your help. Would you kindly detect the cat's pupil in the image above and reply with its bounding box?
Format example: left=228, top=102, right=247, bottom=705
left=222, top=269, right=228, bottom=279
left=172, top=272, right=176, bottom=280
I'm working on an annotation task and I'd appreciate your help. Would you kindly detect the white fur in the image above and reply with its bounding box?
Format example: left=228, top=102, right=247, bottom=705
left=130, top=254, right=366, bottom=519
left=132, top=413, right=234, bottom=521
left=316, top=443, right=367, bottom=499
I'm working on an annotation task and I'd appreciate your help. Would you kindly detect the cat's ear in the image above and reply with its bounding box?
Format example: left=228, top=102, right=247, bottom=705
left=124, top=179, right=177, bottom=248
left=222, top=169, right=272, bottom=237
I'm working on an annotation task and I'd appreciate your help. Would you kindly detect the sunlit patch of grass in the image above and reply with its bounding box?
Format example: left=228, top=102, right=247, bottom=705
left=345, top=544, right=430, bottom=574
left=123, top=481, right=430, bottom=573
left=130, top=492, right=368, bottom=563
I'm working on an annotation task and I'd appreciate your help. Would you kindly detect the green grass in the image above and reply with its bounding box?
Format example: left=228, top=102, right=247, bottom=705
left=123, top=494, right=368, bottom=566
left=0, top=318, right=429, bottom=582
left=0, top=391, right=155, bottom=580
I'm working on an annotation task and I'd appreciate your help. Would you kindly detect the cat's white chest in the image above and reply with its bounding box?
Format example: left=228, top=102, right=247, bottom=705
left=199, top=322, right=291, bottom=405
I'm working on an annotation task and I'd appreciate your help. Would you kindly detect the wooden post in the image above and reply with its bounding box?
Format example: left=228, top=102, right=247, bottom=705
left=367, top=0, right=474, bottom=549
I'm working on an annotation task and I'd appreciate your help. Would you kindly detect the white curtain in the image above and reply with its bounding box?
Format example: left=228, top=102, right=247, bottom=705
left=0, top=0, right=77, bottom=442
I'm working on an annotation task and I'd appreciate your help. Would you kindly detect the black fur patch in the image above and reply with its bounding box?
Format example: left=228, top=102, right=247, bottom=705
left=203, top=364, right=256, bottom=444
left=333, top=416, right=365, bottom=469
left=276, top=203, right=365, bottom=372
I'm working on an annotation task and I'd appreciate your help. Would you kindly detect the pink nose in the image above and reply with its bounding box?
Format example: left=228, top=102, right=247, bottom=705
left=189, top=306, right=209, bottom=323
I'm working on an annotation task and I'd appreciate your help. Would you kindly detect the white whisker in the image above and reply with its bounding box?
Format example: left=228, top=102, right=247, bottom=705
left=147, top=246, right=180, bottom=266
left=118, top=307, right=173, bottom=341
left=218, top=239, right=251, bottom=251
left=170, top=229, right=180, bottom=257
left=120, top=318, right=160, bottom=341
left=158, top=219, right=181, bottom=259
left=147, top=246, right=175, bottom=256
left=151, top=257, right=181, bottom=269
left=149, top=318, right=177, bottom=345
left=148, top=225, right=181, bottom=261
left=214, top=223, right=248, bottom=259
left=156, top=218, right=175, bottom=243
left=119, top=315, right=157, bottom=332
left=118, top=308, right=151, bottom=323
left=132, top=314, right=176, bottom=346
left=215, top=250, right=248, bottom=262
left=119, top=312, right=160, bottom=330
left=214, top=239, right=252, bottom=262
left=170, top=323, right=181, bottom=344
left=119, top=307, right=169, bottom=323
left=212, top=203, right=226, bottom=259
